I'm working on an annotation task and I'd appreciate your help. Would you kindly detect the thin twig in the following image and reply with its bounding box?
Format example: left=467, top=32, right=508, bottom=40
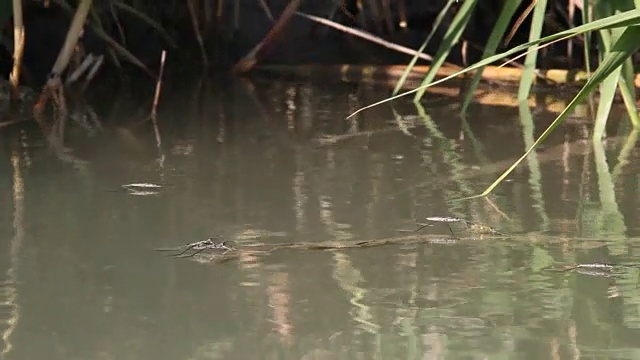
left=258, top=0, right=274, bottom=22
left=150, top=50, right=166, bottom=121
left=150, top=50, right=166, bottom=153
left=80, top=55, right=104, bottom=93
left=65, top=54, right=97, bottom=85
left=414, top=223, right=433, bottom=232
left=296, top=12, right=435, bottom=63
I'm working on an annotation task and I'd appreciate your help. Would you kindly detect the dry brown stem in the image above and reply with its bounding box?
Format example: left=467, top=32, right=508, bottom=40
left=232, top=0, right=303, bottom=74
left=33, top=0, right=92, bottom=139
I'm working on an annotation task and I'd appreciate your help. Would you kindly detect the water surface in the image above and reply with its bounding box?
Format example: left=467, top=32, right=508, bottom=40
left=1, top=78, right=639, bottom=359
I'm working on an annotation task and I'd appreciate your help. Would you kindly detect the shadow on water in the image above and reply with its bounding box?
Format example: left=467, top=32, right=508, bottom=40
left=1, top=76, right=640, bottom=359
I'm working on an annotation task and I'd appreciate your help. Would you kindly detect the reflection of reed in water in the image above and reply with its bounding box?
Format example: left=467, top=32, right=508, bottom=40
left=0, top=280, right=18, bottom=360
left=0, top=150, right=25, bottom=359
left=331, top=252, right=380, bottom=333
left=267, top=272, right=293, bottom=346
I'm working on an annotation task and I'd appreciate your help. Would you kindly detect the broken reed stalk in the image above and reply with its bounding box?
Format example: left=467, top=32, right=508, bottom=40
left=34, top=0, right=93, bottom=138
left=65, top=53, right=98, bottom=85
left=150, top=50, right=167, bottom=150
left=49, top=0, right=93, bottom=81
left=232, top=0, right=303, bottom=74
left=80, top=55, right=104, bottom=93
left=9, top=0, right=25, bottom=104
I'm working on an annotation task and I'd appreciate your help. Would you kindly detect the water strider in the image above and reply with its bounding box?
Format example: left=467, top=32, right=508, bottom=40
left=155, top=236, right=237, bottom=258
left=413, top=216, right=507, bottom=238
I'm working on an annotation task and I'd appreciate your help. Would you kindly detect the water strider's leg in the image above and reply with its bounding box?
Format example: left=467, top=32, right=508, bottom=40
left=173, top=246, right=211, bottom=258
left=414, top=223, right=433, bottom=232
left=446, top=223, right=459, bottom=239
left=171, top=239, right=236, bottom=259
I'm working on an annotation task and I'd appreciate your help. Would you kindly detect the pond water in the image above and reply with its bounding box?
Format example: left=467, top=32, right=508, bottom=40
left=1, top=77, right=640, bottom=359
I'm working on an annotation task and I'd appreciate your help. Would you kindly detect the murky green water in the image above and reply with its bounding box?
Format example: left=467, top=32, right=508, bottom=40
left=1, top=78, right=640, bottom=359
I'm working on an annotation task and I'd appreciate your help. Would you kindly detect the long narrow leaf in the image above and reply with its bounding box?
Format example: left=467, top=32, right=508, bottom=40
left=582, top=0, right=592, bottom=75
left=581, top=0, right=595, bottom=114
left=348, top=9, right=640, bottom=119
left=413, top=0, right=477, bottom=101
left=592, top=64, right=621, bottom=139
left=460, top=0, right=522, bottom=113
left=592, top=18, right=624, bottom=140
left=467, top=26, right=640, bottom=198
left=392, top=0, right=457, bottom=95
left=618, top=58, right=640, bottom=127
left=517, top=0, right=548, bottom=100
